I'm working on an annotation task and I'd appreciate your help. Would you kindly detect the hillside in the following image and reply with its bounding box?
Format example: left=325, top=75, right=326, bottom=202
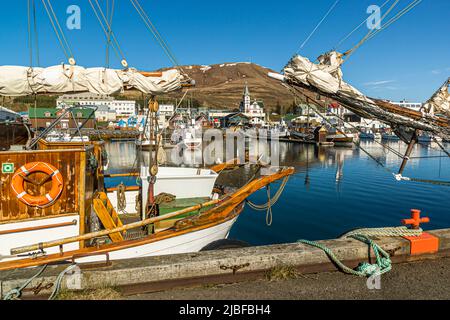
left=137, top=62, right=299, bottom=113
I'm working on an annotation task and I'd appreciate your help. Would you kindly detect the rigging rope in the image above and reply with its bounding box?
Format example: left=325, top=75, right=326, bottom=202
left=363, top=0, right=423, bottom=45
left=105, top=0, right=115, bottom=68
left=246, top=176, right=290, bottom=226
left=41, top=0, right=75, bottom=64
left=129, top=0, right=189, bottom=79
left=334, top=0, right=391, bottom=50
left=117, top=182, right=127, bottom=213
left=88, top=0, right=127, bottom=67
left=284, top=84, right=450, bottom=187
left=129, top=0, right=179, bottom=66
left=297, top=0, right=340, bottom=53
left=344, top=0, right=422, bottom=61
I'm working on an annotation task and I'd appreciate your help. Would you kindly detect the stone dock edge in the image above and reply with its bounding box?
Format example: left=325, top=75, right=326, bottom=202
left=1, top=228, right=450, bottom=297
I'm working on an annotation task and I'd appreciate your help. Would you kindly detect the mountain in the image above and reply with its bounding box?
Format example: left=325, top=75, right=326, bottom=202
left=155, top=62, right=298, bottom=113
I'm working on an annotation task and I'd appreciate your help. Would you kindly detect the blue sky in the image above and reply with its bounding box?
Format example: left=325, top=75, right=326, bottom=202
left=0, top=0, right=448, bottom=102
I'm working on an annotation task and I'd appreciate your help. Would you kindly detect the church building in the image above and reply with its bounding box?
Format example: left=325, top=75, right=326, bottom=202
left=239, top=83, right=266, bottom=125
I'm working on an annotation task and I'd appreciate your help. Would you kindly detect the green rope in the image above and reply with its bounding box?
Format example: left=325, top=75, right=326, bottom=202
left=297, top=234, right=393, bottom=277
left=2, top=264, right=47, bottom=300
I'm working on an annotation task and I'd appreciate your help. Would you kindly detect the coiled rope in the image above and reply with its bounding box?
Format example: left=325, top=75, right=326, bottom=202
left=297, top=227, right=423, bottom=277
left=117, top=182, right=127, bottom=213
left=246, top=176, right=290, bottom=226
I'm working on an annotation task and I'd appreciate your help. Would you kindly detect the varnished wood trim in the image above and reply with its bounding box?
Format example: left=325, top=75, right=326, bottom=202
left=106, top=186, right=140, bottom=192
left=0, top=213, right=79, bottom=225
left=79, top=152, right=86, bottom=248
left=0, top=220, right=77, bottom=235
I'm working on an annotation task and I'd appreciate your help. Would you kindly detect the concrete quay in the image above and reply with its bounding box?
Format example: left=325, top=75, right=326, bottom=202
left=1, top=228, right=449, bottom=299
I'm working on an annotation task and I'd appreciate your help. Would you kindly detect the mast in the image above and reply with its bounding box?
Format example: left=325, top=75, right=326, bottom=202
left=145, top=96, right=159, bottom=232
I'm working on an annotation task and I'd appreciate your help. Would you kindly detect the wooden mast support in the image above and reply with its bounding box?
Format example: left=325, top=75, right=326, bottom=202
left=398, top=129, right=420, bottom=175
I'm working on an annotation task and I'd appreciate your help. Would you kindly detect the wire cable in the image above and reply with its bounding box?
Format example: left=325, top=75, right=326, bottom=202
left=297, top=0, right=340, bottom=53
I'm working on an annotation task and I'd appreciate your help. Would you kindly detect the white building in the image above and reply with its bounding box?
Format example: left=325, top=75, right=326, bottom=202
left=391, top=100, right=423, bottom=112
left=239, top=84, right=265, bottom=125
left=57, top=92, right=137, bottom=119
left=157, top=104, right=175, bottom=129
left=95, top=105, right=117, bottom=122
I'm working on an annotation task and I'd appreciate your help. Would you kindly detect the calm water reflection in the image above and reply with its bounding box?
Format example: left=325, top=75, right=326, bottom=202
left=105, top=140, right=450, bottom=245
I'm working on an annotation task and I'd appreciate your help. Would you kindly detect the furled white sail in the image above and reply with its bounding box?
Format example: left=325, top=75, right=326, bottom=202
left=422, top=79, right=450, bottom=117
left=0, top=65, right=182, bottom=96
left=283, top=51, right=373, bottom=104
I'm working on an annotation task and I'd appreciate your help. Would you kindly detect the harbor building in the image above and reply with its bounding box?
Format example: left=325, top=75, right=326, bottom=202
left=390, top=100, right=423, bottom=112
left=28, top=107, right=96, bottom=130
left=239, top=84, right=266, bottom=125
left=57, top=92, right=137, bottom=119
left=95, top=105, right=117, bottom=122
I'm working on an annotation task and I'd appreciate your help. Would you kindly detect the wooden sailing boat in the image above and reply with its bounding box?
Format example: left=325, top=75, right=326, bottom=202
left=0, top=1, right=294, bottom=271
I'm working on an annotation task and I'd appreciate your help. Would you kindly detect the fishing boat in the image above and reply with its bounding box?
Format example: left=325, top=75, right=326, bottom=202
left=0, top=104, right=294, bottom=272
left=417, top=133, right=443, bottom=143
left=326, top=126, right=355, bottom=146
left=358, top=129, right=375, bottom=140
left=0, top=1, right=296, bottom=272
left=183, top=127, right=202, bottom=150
left=381, top=132, right=400, bottom=141
left=0, top=140, right=292, bottom=270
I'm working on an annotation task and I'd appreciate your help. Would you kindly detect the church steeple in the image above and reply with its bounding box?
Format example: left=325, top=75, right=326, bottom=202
left=243, top=82, right=250, bottom=97
left=241, top=82, right=251, bottom=113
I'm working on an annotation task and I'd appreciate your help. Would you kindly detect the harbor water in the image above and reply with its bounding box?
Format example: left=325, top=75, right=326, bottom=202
left=105, top=140, right=450, bottom=246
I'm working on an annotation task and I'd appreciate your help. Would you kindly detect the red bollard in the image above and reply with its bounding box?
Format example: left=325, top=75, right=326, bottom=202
left=402, top=209, right=430, bottom=230
left=402, top=209, right=438, bottom=255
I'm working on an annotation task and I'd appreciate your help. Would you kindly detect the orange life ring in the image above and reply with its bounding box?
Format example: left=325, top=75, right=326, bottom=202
left=11, top=162, right=64, bottom=208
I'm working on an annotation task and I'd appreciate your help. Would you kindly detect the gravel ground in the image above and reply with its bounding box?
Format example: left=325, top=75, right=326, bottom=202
left=126, top=257, right=450, bottom=300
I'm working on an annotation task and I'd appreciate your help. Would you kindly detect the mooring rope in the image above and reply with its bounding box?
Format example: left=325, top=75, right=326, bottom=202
left=48, top=264, right=79, bottom=300
left=2, top=264, right=48, bottom=300
left=298, top=226, right=423, bottom=277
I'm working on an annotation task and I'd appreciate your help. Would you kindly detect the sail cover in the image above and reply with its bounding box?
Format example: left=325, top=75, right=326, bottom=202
left=422, top=79, right=450, bottom=117
left=0, top=65, right=182, bottom=96
left=283, top=51, right=373, bottom=104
